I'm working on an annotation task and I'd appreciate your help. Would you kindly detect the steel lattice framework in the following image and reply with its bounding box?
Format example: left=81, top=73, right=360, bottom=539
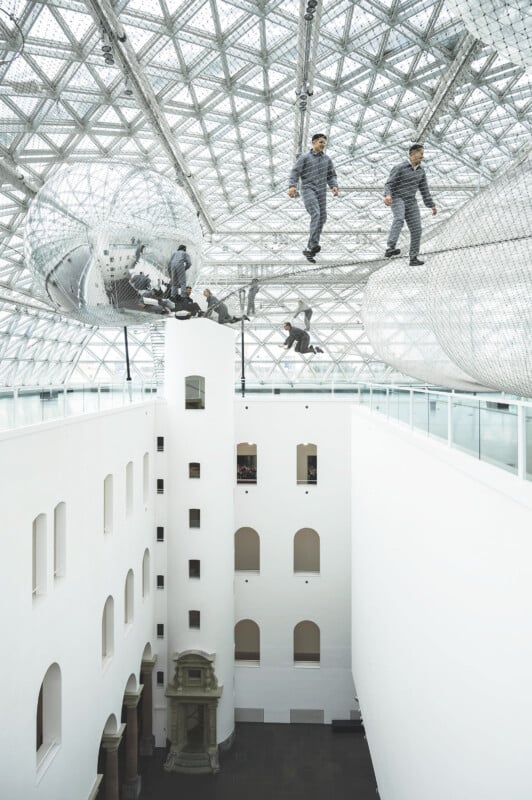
left=0, top=0, right=529, bottom=386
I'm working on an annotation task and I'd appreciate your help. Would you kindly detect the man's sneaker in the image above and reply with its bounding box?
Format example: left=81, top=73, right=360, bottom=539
left=385, top=247, right=400, bottom=258
left=311, top=245, right=321, bottom=254
left=315, top=347, right=324, bottom=353
left=302, top=250, right=316, bottom=263
left=409, top=257, right=424, bottom=266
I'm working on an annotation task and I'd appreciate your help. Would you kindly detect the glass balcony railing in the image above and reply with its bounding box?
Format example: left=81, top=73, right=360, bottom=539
left=356, top=384, right=529, bottom=481
left=0, top=383, right=157, bottom=433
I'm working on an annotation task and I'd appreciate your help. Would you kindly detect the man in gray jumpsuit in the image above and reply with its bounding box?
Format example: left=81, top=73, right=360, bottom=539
left=384, top=144, right=437, bottom=266
left=280, top=322, right=323, bottom=355
left=168, top=244, right=191, bottom=301
left=288, top=134, right=339, bottom=262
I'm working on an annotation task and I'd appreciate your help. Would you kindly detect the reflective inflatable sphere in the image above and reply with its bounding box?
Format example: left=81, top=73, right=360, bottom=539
left=447, top=0, right=531, bottom=68
left=362, top=261, right=486, bottom=391
left=24, top=162, right=203, bottom=326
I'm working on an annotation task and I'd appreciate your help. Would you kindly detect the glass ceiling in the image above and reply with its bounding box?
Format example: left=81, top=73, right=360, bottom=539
left=0, top=0, right=530, bottom=386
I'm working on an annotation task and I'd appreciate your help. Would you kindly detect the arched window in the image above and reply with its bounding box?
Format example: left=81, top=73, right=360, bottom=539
left=234, top=527, right=260, bottom=572
left=102, top=596, right=114, bottom=661
left=296, top=443, right=318, bottom=485
left=185, top=375, right=205, bottom=409
left=36, top=663, right=61, bottom=767
left=293, top=621, right=320, bottom=664
left=125, top=569, right=134, bottom=624
left=143, top=452, right=150, bottom=505
left=236, top=443, right=257, bottom=484
left=235, top=619, right=260, bottom=663
left=103, top=474, right=113, bottom=534
left=53, top=502, right=66, bottom=580
left=142, top=549, right=150, bottom=598
left=32, top=513, right=47, bottom=600
left=293, top=528, right=320, bottom=574
left=126, top=461, right=134, bottom=516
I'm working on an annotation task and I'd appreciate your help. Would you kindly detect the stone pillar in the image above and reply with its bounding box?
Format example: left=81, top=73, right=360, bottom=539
left=122, top=689, right=143, bottom=800
left=139, top=655, right=157, bottom=756
left=101, top=725, right=125, bottom=800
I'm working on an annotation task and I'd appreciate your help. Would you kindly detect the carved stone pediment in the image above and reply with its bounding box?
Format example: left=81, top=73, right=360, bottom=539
left=166, top=650, right=222, bottom=699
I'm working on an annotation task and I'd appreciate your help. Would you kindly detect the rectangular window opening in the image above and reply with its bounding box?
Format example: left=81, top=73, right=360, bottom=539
left=189, top=610, right=200, bottom=629
left=189, top=560, right=200, bottom=579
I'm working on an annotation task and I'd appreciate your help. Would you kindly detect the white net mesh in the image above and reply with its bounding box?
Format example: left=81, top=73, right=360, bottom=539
left=447, top=0, right=532, bottom=69
left=362, top=261, right=486, bottom=391
left=426, top=150, right=532, bottom=396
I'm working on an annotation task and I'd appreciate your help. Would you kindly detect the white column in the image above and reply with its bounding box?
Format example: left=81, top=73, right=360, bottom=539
left=161, top=318, right=236, bottom=745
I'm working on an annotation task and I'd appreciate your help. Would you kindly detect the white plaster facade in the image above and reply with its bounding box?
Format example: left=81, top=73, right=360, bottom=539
left=0, top=321, right=355, bottom=798
left=3, top=320, right=532, bottom=800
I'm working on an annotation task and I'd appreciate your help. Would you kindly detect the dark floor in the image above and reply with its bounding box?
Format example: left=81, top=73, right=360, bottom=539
left=139, top=723, right=377, bottom=800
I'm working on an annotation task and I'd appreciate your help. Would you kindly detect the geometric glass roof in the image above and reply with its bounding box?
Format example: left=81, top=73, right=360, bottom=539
left=0, top=0, right=530, bottom=386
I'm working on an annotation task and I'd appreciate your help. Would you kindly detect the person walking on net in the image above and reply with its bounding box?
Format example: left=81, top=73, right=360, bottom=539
left=246, top=278, right=260, bottom=316
left=288, top=134, right=339, bottom=263
left=280, top=322, right=323, bottom=355
left=168, top=244, right=191, bottom=302
left=383, top=144, right=437, bottom=266
left=293, top=299, right=313, bottom=330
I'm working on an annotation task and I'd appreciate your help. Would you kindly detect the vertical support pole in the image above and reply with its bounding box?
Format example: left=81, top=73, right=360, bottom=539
left=238, top=288, right=246, bottom=398
left=124, top=326, right=132, bottom=382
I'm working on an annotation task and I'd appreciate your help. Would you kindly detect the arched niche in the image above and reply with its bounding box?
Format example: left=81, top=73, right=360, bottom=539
left=234, top=527, right=260, bottom=572
left=235, top=619, right=260, bottom=662
left=293, top=620, right=320, bottom=664
left=294, top=528, right=320, bottom=573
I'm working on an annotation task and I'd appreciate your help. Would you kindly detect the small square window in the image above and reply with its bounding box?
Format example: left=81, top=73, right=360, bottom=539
left=189, top=610, right=200, bottom=629
left=156, top=671, right=164, bottom=686
left=189, top=462, right=201, bottom=479
left=156, top=526, right=164, bottom=542
left=189, top=560, right=200, bottom=579
left=189, top=509, right=200, bottom=528
left=157, top=623, right=164, bottom=638
left=157, top=436, right=164, bottom=452
left=157, top=479, right=164, bottom=495
left=157, top=575, right=165, bottom=589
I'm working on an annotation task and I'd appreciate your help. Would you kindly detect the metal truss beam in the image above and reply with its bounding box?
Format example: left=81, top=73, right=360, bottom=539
left=84, top=0, right=215, bottom=233
left=416, top=32, right=482, bottom=141
left=0, top=156, right=40, bottom=197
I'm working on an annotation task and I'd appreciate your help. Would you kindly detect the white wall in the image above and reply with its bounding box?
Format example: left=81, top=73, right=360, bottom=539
left=0, top=403, right=157, bottom=800
left=234, top=398, right=355, bottom=723
left=160, top=319, right=236, bottom=744
left=351, top=407, right=532, bottom=800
